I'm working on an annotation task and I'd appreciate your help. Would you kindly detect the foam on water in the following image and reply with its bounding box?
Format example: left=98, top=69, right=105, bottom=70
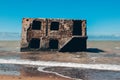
left=0, top=59, right=120, bottom=71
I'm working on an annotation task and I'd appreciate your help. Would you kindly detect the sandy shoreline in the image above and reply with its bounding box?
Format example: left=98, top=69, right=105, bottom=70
left=0, top=74, right=72, bottom=80
left=0, top=65, right=73, bottom=80
left=0, top=41, right=120, bottom=80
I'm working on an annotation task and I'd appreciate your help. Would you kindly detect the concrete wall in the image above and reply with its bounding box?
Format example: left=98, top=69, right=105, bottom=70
left=21, top=18, right=87, bottom=52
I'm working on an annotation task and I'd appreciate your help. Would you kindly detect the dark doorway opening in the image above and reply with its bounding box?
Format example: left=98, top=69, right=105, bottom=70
left=32, top=20, right=41, bottom=30
left=50, top=22, right=59, bottom=30
left=49, top=39, right=58, bottom=49
left=29, top=38, right=40, bottom=49
left=73, top=20, right=82, bottom=35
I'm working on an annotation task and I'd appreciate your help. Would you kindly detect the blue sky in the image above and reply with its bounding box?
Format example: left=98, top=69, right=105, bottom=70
left=0, top=0, right=120, bottom=36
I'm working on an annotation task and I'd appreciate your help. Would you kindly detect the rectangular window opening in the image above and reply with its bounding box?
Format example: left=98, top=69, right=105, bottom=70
left=49, top=39, right=58, bottom=49
left=29, top=38, right=40, bottom=49
left=50, top=22, right=59, bottom=30
left=72, top=20, right=82, bottom=35
left=32, top=20, right=41, bottom=30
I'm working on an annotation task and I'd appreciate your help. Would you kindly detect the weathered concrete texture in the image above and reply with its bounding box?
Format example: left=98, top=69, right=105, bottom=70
left=21, top=18, right=87, bottom=52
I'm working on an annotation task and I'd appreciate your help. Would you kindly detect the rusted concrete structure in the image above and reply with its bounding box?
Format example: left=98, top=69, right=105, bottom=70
left=21, top=18, right=87, bottom=52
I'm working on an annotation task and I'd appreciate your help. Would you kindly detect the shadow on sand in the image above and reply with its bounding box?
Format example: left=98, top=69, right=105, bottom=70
left=86, top=48, right=105, bottom=53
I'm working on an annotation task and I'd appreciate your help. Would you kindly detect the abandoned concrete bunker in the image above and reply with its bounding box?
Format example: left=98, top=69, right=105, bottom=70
left=21, top=18, right=87, bottom=52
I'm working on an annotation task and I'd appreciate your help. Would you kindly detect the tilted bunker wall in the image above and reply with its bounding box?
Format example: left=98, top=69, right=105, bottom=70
left=21, top=18, right=87, bottom=52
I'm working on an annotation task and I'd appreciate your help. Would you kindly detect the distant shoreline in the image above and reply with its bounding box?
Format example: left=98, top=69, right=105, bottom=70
left=0, top=32, right=120, bottom=41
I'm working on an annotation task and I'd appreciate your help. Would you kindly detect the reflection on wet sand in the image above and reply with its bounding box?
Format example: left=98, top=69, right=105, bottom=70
left=44, top=67, right=120, bottom=80
left=1, top=63, right=120, bottom=80
left=0, top=64, right=72, bottom=80
left=0, top=64, right=20, bottom=76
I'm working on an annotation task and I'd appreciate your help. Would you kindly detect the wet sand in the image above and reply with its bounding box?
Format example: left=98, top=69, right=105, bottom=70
left=44, top=67, right=120, bottom=80
left=0, top=64, right=72, bottom=80
left=0, top=40, right=120, bottom=80
left=0, top=63, right=120, bottom=80
left=1, top=41, right=120, bottom=64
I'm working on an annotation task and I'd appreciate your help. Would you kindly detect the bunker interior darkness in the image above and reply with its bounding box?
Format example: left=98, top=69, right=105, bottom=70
left=21, top=18, right=87, bottom=52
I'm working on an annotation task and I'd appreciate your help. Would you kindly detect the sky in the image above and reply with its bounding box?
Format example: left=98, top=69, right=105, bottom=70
left=0, top=0, right=120, bottom=36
